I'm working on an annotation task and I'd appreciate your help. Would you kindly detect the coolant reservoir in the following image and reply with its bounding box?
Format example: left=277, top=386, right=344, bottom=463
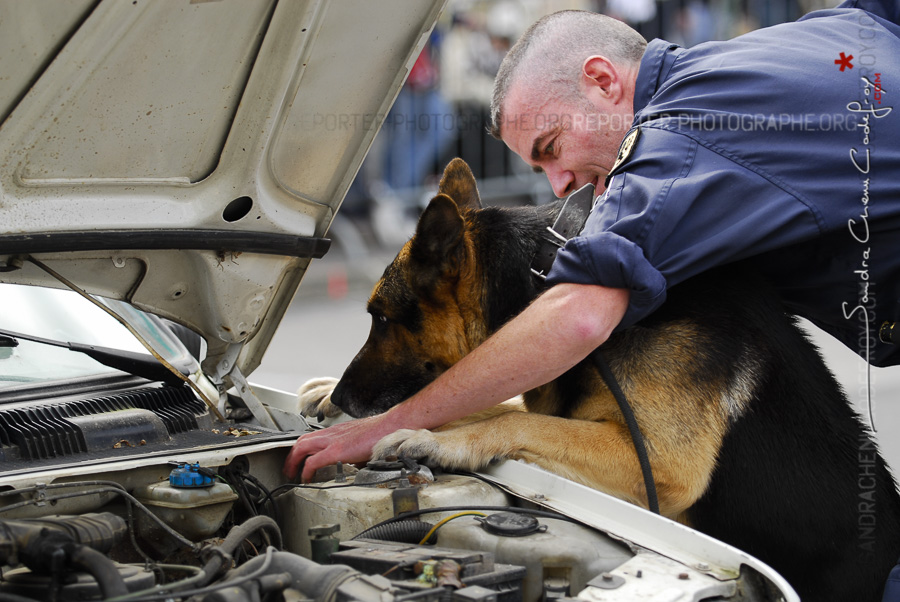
left=280, top=460, right=511, bottom=558
left=435, top=511, right=634, bottom=600
left=133, top=463, right=238, bottom=550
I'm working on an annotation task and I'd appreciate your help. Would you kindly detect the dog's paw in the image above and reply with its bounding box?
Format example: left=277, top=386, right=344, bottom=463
left=373, top=429, right=435, bottom=461
left=373, top=429, right=496, bottom=472
left=297, top=377, right=344, bottom=422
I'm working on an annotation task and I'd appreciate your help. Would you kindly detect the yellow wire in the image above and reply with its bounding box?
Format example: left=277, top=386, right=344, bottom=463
left=418, top=511, right=487, bottom=545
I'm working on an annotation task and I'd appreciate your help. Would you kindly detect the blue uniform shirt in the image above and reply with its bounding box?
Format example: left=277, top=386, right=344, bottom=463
left=546, top=1, right=900, bottom=366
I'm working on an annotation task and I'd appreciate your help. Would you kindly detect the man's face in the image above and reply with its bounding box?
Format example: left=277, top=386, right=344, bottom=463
left=500, top=80, right=631, bottom=198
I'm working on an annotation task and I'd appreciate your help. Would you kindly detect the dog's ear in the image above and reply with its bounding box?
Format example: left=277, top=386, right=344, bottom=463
left=438, top=158, right=482, bottom=211
left=409, top=193, right=466, bottom=275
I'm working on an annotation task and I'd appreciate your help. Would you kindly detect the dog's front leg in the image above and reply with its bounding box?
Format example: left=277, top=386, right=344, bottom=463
left=373, top=410, right=702, bottom=517
left=434, top=397, right=526, bottom=429
left=374, top=399, right=525, bottom=469
left=297, top=377, right=346, bottom=422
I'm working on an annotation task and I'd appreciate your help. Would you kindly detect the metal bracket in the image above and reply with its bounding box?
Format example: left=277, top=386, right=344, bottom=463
left=227, top=364, right=280, bottom=431
left=529, top=183, right=595, bottom=282
left=0, top=256, right=24, bottom=273
left=530, top=226, right=569, bottom=281
left=210, top=342, right=287, bottom=431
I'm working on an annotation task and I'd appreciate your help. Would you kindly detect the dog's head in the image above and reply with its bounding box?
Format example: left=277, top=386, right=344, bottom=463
left=331, top=158, right=489, bottom=417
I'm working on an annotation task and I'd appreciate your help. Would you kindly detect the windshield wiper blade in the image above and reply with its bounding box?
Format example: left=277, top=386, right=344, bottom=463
left=0, top=328, right=186, bottom=386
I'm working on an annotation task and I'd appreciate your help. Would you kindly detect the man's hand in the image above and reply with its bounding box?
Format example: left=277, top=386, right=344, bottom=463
left=283, top=413, right=395, bottom=482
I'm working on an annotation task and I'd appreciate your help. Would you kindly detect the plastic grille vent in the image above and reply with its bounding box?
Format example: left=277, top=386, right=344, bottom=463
left=0, top=386, right=206, bottom=460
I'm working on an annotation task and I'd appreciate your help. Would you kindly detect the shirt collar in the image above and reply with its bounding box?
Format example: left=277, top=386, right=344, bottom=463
left=633, top=39, right=685, bottom=114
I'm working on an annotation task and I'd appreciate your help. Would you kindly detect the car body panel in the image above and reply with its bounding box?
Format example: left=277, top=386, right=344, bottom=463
left=0, top=0, right=444, bottom=378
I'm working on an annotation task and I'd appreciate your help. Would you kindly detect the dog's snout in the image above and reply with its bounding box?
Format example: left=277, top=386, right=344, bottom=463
left=328, top=379, right=356, bottom=416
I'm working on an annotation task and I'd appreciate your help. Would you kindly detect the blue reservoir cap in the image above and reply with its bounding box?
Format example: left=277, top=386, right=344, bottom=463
left=169, top=463, right=214, bottom=488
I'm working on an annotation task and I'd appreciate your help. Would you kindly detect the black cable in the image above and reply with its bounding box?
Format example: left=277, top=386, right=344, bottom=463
left=104, top=546, right=278, bottom=602
left=352, top=505, right=583, bottom=539
left=588, top=348, right=660, bottom=514
left=263, top=472, right=416, bottom=509
left=0, top=482, right=198, bottom=550
left=352, top=520, right=436, bottom=543
left=240, top=472, right=280, bottom=524
left=219, top=466, right=259, bottom=520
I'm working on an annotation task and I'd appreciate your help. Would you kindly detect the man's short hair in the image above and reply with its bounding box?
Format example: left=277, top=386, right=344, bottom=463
left=490, top=10, right=647, bottom=139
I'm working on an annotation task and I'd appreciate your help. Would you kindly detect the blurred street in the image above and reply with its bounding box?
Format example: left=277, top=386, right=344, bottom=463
left=252, top=219, right=406, bottom=394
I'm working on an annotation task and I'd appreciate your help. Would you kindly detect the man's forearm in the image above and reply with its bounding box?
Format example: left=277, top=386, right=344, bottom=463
left=285, top=282, right=628, bottom=481
left=381, top=282, right=629, bottom=430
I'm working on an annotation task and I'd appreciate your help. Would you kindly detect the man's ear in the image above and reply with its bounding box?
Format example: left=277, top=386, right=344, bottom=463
left=409, top=193, right=466, bottom=277
left=582, top=55, right=622, bottom=102
left=438, top=158, right=482, bottom=211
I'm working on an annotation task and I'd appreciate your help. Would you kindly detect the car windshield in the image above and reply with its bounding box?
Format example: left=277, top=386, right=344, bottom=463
left=0, top=282, right=191, bottom=388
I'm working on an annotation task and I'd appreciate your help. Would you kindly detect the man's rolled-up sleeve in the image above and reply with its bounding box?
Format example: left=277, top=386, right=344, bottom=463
left=547, top=232, right=668, bottom=329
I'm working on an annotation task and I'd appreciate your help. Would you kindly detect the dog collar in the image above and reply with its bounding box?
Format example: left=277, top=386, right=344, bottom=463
left=530, top=182, right=595, bottom=282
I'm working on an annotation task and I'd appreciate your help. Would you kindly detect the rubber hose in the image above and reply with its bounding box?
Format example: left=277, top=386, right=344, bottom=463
left=199, top=515, right=284, bottom=586
left=203, top=551, right=359, bottom=602
left=220, top=515, right=283, bottom=552
left=67, top=543, right=129, bottom=599
left=352, top=520, right=435, bottom=544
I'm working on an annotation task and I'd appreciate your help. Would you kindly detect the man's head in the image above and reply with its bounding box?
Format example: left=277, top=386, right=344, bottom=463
left=490, top=11, right=646, bottom=197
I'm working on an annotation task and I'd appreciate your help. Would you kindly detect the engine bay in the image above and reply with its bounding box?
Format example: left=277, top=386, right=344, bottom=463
left=0, top=430, right=631, bottom=600
left=0, top=381, right=793, bottom=602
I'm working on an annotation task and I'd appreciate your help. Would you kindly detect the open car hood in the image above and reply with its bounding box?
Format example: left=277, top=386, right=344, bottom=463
left=0, top=0, right=444, bottom=380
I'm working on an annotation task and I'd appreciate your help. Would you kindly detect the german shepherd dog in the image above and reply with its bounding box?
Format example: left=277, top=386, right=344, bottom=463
left=300, top=158, right=900, bottom=601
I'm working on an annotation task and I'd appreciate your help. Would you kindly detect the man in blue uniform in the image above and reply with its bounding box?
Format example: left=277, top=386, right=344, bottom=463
left=285, top=0, right=899, bottom=493
left=496, top=0, right=900, bottom=368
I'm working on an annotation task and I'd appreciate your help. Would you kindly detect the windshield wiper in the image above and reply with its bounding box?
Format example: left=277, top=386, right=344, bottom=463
left=0, top=327, right=186, bottom=386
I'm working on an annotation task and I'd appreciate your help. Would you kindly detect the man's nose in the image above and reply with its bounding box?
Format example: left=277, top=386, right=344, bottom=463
left=545, top=165, right=575, bottom=198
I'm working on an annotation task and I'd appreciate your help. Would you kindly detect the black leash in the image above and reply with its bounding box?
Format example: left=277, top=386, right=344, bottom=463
left=588, top=349, right=660, bottom=514
left=531, top=183, right=660, bottom=515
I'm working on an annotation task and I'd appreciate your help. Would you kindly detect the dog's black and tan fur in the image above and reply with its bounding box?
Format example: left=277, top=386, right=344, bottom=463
left=302, top=159, right=900, bottom=601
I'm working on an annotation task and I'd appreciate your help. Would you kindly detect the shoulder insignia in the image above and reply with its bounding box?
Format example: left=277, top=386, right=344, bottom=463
left=604, top=127, right=641, bottom=187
